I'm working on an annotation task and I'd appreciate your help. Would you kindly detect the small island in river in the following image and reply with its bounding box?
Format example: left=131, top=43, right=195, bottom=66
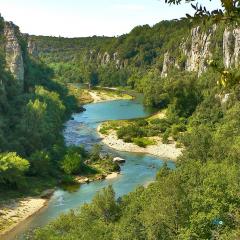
left=98, top=111, right=183, bottom=161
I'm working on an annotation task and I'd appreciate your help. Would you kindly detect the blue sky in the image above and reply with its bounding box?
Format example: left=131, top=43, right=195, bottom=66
left=0, top=0, right=221, bottom=37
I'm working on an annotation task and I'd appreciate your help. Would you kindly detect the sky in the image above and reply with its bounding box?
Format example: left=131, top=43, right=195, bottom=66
left=0, top=0, right=222, bottom=37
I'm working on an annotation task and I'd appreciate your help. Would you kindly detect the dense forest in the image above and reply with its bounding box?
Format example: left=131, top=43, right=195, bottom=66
left=29, top=20, right=192, bottom=86
left=1, top=0, right=240, bottom=239
left=0, top=15, right=85, bottom=197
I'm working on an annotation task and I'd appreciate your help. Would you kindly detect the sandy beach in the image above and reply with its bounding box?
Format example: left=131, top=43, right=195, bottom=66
left=98, top=127, right=182, bottom=161
left=0, top=197, right=48, bottom=238
left=88, top=90, right=132, bottom=103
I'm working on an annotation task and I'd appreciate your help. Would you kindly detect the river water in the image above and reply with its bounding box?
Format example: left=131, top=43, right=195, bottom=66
left=12, top=98, right=175, bottom=239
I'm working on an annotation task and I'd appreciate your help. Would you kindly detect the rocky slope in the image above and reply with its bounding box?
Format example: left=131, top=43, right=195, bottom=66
left=161, top=24, right=240, bottom=77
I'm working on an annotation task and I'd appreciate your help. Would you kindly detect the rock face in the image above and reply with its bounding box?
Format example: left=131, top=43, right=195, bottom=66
left=161, top=52, right=176, bottom=78
left=27, top=38, right=38, bottom=57
left=161, top=25, right=216, bottom=77
left=223, top=27, right=240, bottom=68
left=101, top=52, right=111, bottom=65
left=185, top=25, right=216, bottom=76
left=4, top=22, right=24, bottom=88
left=96, top=51, right=124, bottom=69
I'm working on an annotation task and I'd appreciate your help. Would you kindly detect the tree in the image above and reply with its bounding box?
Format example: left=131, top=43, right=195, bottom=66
left=164, top=0, right=240, bottom=22
left=90, top=144, right=102, bottom=162
left=91, top=185, right=120, bottom=222
left=61, top=146, right=85, bottom=175
left=0, top=152, right=29, bottom=188
left=29, top=150, right=52, bottom=177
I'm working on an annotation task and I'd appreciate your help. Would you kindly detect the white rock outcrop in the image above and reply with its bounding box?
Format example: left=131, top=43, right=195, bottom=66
left=185, top=25, right=216, bottom=76
left=4, top=22, right=24, bottom=88
left=223, top=27, right=240, bottom=68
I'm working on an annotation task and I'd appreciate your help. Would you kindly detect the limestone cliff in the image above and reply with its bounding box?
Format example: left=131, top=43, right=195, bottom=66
left=27, top=37, right=38, bottom=57
left=185, top=25, right=216, bottom=76
left=161, top=52, right=176, bottom=77
left=161, top=25, right=216, bottom=77
left=96, top=51, right=124, bottom=69
left=161, top=23, right=240, bottom=78
left=4, top=21, right=24, bottom=88
left=223, top=27, right=240, bottom=68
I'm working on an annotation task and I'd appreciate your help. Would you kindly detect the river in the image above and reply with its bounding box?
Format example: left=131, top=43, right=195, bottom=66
left=12, top=98, right=175, bottom=239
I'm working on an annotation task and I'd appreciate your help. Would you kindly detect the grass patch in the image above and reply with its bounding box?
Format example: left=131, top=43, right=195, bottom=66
left=133, top=137, right=156, bottom=148
left=99, top=120, right=129, bottom=135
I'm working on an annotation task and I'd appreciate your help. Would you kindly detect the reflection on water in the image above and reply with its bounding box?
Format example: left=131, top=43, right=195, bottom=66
left=59, top=182, right=81, bottom=193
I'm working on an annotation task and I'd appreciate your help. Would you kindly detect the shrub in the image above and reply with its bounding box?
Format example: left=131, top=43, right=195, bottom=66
left=136, top=119, right=148, bottom=127
left=162, top=131, right=169, bottom=144
left=61, top=147, right=85, bottom=175
left=0, top=152, right=29, bottom=189
left=29, top=150, right=51, bottom=177
left=133, top=137, right=155, bottom=148
left=90, top=144, right=102, bottom=162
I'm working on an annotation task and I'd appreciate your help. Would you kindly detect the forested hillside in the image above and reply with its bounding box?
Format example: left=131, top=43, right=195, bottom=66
left=28, top=20, right=193, bottom=86
left=0, top=15, right=80, bottom=197
left=29, top=2, right=240, bottom=239
left=29, top=19, right=227, bottom=87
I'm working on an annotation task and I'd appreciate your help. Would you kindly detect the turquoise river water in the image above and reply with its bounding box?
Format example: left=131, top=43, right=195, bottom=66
left=9, top=98, right=175, bottom=239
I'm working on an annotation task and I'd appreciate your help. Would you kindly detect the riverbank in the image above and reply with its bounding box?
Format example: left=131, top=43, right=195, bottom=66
left=98, top=126, right=182, bottom=161
left=67, top=84, right=133, bottom=104
left=0, top=195, right=51, bottom=238
left=88, top=89, right=133, bottom=103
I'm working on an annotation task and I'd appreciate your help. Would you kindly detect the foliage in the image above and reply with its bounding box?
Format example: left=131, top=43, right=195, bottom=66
left=0, top=152, right=29, bottom=189
left=133, top=137, right=155, bottom=148
left=0, top=26, right=78, bottom=192
left=165, top=0, right=240, bottom=23
left=89, top=144, right=102, bottom=162
left=61, top=146, right=85, bottom=175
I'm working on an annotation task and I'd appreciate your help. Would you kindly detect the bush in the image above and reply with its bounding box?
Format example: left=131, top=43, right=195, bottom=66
left=136, top=119, right=148, bottom=127
left=117, top=124, right=144, bottom=140
left=61, top=174, right=75, bottom=184
left=0, top=152, right=29, bottom=189
left=150, top=118, right=171, bottom=133
left=175, top=142, right=182, bottom=148
left=162, top=131, right=169, bottom=144
left=123, top=135, right=132, bottom=143
left=61, top=146, right=85, bottom=175
left=133, top=137, right=155, bottom=148
left=90, top=144, right=102, bottom=162
left=29, top=150, right=52, bottom=177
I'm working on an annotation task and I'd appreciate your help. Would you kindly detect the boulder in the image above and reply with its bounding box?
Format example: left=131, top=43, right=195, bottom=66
left=113, top=157, right=125, bottom=164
